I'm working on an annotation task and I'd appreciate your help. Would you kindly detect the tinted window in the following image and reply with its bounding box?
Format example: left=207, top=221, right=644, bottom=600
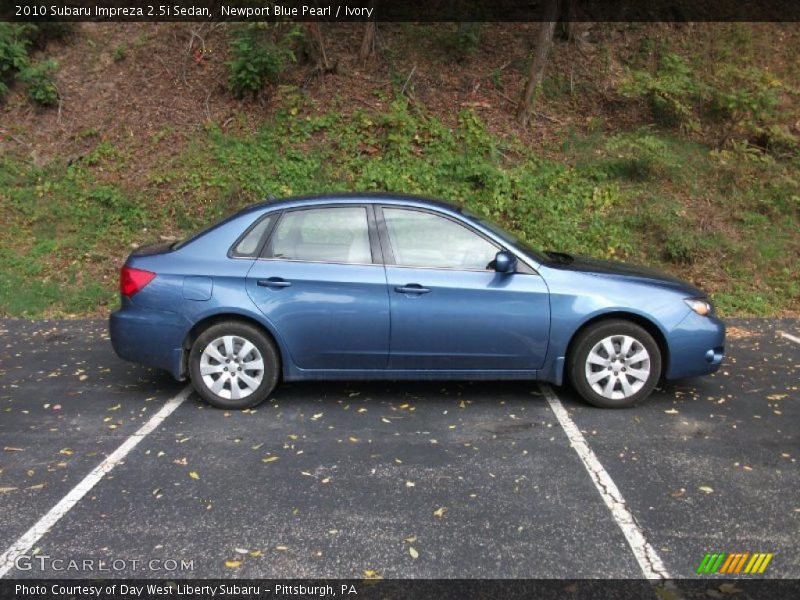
left=233, top=215, right=274, bottom=256
left=383, top=208, right=498, bottom=270
left=268, top=207, right=372, bottom=264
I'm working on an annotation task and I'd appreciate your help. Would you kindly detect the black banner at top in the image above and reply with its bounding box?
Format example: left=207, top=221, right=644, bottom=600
left=3, top=0, right=800, bottom=22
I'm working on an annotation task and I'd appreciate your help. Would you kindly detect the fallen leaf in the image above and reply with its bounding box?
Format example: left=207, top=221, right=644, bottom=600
left=433, top=507, right=448, bottom=518
left=664, top=409, right=679, bottom=415
left=409, top=547, right=419, bottom=559
left=59, top=448, right=74, bottom=456
left=224, top=560, right=241, bottom=569
left=4, top=447, right=24, bottom=452
left=262, top=456, right=279, bottom=463
left=698, top=486, right=714, bottom=494
left=363, top=569, right=382, bottom=580
left=406, top=481, right=415, bottom=487
left=189, top=471, right=200, bottom=480
left=0, top=487, right=18, bottom=493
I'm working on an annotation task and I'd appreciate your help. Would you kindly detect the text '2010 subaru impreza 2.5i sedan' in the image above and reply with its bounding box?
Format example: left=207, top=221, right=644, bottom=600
left=110, top=193, right=725, bottom=409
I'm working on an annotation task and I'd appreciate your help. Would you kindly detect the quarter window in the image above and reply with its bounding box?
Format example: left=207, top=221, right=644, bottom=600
left=383, top=208, right=498, bottom=270
left=267, top=207, right=372, bottom=264
left=233, top=215, right=274, bottom=257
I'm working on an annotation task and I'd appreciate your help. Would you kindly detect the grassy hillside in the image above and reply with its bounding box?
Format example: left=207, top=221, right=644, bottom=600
left=1, top=22, right=798, bottom=317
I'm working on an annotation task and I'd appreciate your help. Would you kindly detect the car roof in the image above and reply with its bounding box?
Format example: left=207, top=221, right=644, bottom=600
left=241, top=192, right=465, bottom=215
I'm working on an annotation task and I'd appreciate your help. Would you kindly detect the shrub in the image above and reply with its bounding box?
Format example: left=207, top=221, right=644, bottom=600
left=0, top=23, right=64, bottom=105
left=0, top=23, right=30, bottom=99
left=619, top=53, right=705, bottom=132
left=227, top=24, right=299, bottom=98
left=19, top=59, right=59, bottom=106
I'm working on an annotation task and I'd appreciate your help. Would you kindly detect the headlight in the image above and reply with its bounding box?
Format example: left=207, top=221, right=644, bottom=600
left=685, top=298, right=713, bottom=316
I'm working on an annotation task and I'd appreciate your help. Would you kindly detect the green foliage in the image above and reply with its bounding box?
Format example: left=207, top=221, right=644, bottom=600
left=0, top=23, right=63, bottom=105
left=227, top=24, right=299, bottom=98
left=0, top=23, right=30, bottom=99
left=19, top=59, right=59, bottom=106
left=620, top=47, right=797, bottom=157
left=620, top=53, right=704, bottom=131
left=113, top=44, right=127, bottom=62
left=604, top=131, right=681, bottom=180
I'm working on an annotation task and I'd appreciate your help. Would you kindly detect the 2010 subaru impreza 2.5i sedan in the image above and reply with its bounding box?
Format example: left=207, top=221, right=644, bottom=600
left=110, top=194, right=725, bottom=410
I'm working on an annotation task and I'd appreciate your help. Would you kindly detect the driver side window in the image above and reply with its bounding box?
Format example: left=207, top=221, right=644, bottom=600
left=382, top=208, right=498, bottom=270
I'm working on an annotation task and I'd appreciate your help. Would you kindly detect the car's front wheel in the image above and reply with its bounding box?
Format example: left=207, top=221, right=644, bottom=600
left=568, top=320, right=661, bottom=408
left=189, top=321, right=279, bottom=409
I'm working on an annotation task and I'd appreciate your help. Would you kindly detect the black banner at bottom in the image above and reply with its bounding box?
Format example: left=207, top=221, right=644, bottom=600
left=3, top=579, right=800, bottom=600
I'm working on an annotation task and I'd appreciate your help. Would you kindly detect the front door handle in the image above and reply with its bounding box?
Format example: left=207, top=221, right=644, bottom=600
left=257, top=278, right=292, bottom=289
left=394, top=284, right=431, bottom=295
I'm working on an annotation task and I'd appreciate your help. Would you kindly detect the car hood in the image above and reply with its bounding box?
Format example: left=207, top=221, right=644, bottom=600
left=544, top=252, right=705, bottom=296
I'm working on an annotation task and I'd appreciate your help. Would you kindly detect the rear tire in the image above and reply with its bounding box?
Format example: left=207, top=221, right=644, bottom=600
left=568, top=319, right=661, bottom=408
left=189, top=321, right=279, bottom=409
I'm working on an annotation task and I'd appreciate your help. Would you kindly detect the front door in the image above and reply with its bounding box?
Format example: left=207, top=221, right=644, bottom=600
left=379, top=207, right=550, bottom=370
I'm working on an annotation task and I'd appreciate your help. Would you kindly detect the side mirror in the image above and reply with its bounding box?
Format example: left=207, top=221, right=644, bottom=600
left=494, top=250, right=517, bottom=273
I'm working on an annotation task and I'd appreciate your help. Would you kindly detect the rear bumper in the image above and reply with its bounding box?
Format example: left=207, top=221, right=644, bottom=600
left=664, top=311, right=726, bottom=380
left=109, top=300, right=189, bottom=380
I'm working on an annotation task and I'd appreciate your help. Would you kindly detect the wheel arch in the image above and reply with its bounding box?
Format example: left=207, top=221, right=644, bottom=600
left=182, top=312, right=287, bottom=380
left=565, top=311, right=670, bottom=379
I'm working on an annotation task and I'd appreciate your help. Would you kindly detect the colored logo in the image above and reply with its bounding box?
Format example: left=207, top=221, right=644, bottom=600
left=696, top=552, right=773, bottom=575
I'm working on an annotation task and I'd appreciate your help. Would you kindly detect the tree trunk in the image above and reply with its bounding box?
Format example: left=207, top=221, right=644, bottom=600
left=359, top=21, right=376, bottom=64
left=358, top=1, right=377, bottom=64
left=303, top=22, right=331, bottom=71
left=516, top=0, right=561, bottom=127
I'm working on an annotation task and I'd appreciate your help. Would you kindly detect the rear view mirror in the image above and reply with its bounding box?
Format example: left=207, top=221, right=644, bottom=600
left=494, top=250, right=517, bottom=273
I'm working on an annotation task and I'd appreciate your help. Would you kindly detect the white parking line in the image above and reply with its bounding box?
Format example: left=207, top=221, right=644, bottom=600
left=779, top=331, right=800, bottom=345
left=539, top=383, right=671, bottom=580
left=0, top=385, right=193, bottom=579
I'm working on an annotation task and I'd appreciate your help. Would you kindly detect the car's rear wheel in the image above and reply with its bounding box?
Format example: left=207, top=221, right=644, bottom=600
left=189, top=321, right=279, bottom=409
left=568, top=320, right=661, bottom=408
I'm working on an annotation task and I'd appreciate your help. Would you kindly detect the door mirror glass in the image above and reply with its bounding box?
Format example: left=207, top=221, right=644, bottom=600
left=494, top=250, right=517, bottom=273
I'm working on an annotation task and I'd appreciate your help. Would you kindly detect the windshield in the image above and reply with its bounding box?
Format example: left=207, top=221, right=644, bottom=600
left=467, top=212, right=548, bottom=264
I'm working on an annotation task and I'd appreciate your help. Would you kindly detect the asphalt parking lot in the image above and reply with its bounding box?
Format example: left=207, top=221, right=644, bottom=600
left=0, top=318, right=797, bottom=580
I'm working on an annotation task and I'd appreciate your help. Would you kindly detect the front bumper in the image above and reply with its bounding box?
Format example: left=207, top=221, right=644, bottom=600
left=109, top=299, right=189, bottom=380
left=664, top=310, right=726, bottom=380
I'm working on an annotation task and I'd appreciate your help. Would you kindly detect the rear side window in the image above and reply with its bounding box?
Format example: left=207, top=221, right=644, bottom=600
left=232, top=215, right=274, bottom=257
left=266, top=207, right=372, bottom=264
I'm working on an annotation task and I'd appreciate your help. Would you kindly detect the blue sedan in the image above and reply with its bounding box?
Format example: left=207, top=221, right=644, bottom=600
left=110, top=194, right=725, bottom=409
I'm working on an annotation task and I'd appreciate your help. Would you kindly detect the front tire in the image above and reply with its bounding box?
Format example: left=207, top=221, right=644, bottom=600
left=189, top=321, right=279, bottom=409
left=568, top=320, right=661, bottom=408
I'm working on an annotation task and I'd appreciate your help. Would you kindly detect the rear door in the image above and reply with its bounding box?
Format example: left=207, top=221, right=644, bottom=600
left=246, top=205, right=390, bottom=370
left=378, top=206, right=550, bottom=370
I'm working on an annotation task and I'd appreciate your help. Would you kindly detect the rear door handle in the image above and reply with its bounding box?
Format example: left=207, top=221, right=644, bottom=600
left=394, top=284, right=431, bottom=295
left=257, top=278, right=292, bottom=289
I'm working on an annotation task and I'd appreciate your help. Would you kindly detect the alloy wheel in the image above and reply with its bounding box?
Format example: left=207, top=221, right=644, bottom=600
left=199, top=335, right=265, bottom=400
left=584, top=334, right=651, bottom=401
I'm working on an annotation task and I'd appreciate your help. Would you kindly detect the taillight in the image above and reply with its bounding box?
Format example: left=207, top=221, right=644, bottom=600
left=120, top=266, right=156, bottom=297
